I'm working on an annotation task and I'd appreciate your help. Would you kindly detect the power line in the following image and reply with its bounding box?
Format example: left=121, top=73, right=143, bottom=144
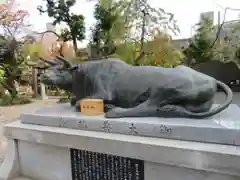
left=210, top=7, right=227, bottom=47
left=199, top=2, right=240, bottom=47
left=213, top=0, right=240, bottom=11
left=215, top=4, right=240, bottom=11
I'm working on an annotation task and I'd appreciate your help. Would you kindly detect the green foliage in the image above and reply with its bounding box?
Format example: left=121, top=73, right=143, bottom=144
left=0, top=38, right=40, bottom=98
left=22, top=43, right=44, bottom=58
left=57, top=90, right=71, bottom=103
left=0, top=2, right=33, bottom=98
left=115, top=40, right=184, bottom=67
left=143, top=30, right=184, bottom=67
left=89, top=0, right=179, bottom=65
left=114, top=29, right=184, bottom=67
left=214, top=23, right=240, bottom=64
left=123, top=0, right=180, bottom=38
left=185, top=17, right=215, bottom=65
left=186, top=17, right=240, bottom=65
left=0, top=94, right=32, bottom=106
left=115, top=42, right=139, bottom=65
left=60, top=28, right=72, bottom=42
left=235, top=47, right=240, bottom=63
left=90, top=0, right=127, bottom=56
left=19, top=43, right=45, bottom=75
left=38, top=0, right=86, bottom=52
left=58, top=97, right=70, bottom=103
left=88, top=0, right=181, bottom=67
left=0, top=38, right=26, bottom=97
left=0, top=66, right=5, bottom=83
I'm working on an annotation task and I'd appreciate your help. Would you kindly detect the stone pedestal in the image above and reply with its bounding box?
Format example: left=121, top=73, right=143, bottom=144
left=1, top=104, right=240, bottom=180
left=20, top=104, right=240, bottom=146
left=40, top=83, right=48, bottom=100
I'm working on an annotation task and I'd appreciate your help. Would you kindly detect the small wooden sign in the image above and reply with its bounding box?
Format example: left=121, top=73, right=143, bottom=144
left=80, top=99, right=104, bottom=116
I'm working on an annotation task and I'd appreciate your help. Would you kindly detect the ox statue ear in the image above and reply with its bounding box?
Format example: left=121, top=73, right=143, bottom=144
left=68, top=65, right=78, bottom=72
left=39, top=57, right=57, bottom=66
left=56, top=55, right=72, bottom=68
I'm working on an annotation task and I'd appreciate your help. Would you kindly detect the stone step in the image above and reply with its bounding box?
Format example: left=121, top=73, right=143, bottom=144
left=12, top=177, right=35, bottom=180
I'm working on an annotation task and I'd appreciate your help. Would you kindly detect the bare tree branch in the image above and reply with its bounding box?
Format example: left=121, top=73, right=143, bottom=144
left=32, top=30, right=61, bottom=42
left=210, top=8, right=227, bottom=48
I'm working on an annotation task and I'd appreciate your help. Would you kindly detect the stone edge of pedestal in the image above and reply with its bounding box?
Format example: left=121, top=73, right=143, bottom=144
left=12, top=177, right=35, bottom=180
left=3, top=121, right=240, bottom=178
left=19, top=113, right=240, bottom=146
left=0, top=139, right=19, bottom=180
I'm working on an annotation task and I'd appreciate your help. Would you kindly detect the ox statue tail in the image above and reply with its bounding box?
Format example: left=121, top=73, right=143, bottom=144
left=181, top=80, right=233, bottom=118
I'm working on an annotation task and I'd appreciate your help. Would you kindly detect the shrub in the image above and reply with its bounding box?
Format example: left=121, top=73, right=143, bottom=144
left=12, top=96, right=32, bottom=105
left=0, top=94, right=32, bottom=106
left=0, top=94, right=12, bottom=106
left=58, top=97, right=70, bottom=103
left=57, top=90, right=72, bottom=104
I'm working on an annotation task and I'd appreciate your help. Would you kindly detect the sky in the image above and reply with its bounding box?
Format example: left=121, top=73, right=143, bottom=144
left=14, top=0, right=240, bottom=47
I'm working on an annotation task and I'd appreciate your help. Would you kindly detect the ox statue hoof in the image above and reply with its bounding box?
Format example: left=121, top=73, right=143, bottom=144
left=105, top=108, right=123, bottom=118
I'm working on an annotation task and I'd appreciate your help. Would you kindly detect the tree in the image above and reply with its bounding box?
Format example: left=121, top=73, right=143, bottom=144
left=122, top=0, right=179, bottom=65
left=0, top=0, right=29, bottom=38
left=0, top=38, right=22, bottom=97
left=0, top=0, right=29, bottom=97
left=144, top=29, right=184, bottom=67
left=89, top=0, right=179, bottom=65
left=0, top=66, right=4, bottom=83
left=90, top=0, right=127, bottom=57
left=214, top=23, right=240, bottom=64
left=38, top=0, right=86, bottom=53
left=115, top=29, right=184, bottom=67
left=184, top=17, right=216, bottom=65
left=0, top=66, right=5, bottom=98
left=115, top=42, right=139, bottom=65
left=22, top=43, right=44, bottom=61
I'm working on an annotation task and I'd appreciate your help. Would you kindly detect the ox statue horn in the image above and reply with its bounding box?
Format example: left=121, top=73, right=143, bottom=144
left=39, top=57, right=57, bottom=66
left=56, top=56, right=72, bottom=68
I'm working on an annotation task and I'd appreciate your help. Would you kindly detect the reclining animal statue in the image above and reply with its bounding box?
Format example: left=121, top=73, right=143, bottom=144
left=40, top=56, right=233, bottom=119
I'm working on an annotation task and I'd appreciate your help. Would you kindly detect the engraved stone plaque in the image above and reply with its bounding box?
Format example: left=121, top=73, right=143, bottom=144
left=70, top=149, right=144, bottom=180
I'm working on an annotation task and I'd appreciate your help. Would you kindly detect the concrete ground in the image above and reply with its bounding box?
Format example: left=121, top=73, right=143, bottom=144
left=0, top=98, right=58, bottom=165
left=0, top=98, right=58, bottom=123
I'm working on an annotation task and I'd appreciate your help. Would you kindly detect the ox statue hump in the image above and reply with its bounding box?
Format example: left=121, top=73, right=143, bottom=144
left=40, top=56, right=233, bottom=119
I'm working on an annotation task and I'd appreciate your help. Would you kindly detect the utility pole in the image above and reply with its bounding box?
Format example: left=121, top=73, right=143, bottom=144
left=217, top=11, right=221, bottom=44
left=135, top=9, right=147, bottom=66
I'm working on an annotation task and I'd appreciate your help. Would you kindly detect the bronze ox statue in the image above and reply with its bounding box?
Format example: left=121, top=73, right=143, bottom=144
left=40, top=56, right=233, bottom=119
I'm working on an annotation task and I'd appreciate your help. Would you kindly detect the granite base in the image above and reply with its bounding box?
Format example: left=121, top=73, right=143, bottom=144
left=20, top=103, right=240, bottom=146
left=1, top=121, right=240, bottom=180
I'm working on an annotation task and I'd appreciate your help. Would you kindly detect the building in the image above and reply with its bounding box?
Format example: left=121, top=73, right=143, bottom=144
left=172, top=38, right=190, bottom=50
left=173, top=12, right=240, bottom=50
left=26, top=22, right=75, bottom=60
left=198, top=11, right=240, bottom=43
left=218, top=19, right=240, bottom=43
left=200, top=11, right=214, bottom=24
left=23, top=23, right=76, bottom=97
